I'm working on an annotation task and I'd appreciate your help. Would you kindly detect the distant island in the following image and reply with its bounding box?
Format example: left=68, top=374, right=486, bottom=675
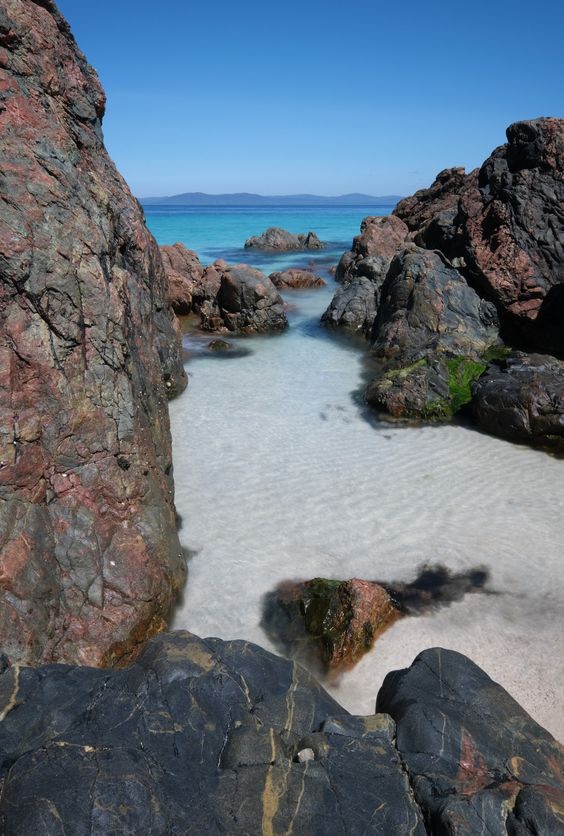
left=140, top=191, right=403, bottom=206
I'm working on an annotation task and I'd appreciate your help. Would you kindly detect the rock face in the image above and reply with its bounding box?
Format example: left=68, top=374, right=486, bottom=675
left=0, top=0, right=187, bottom=666
left=472, top=352, right=564, bottom=450
left=269, top=268, right=326, bottom=289
left=244, top=226, right=325, bottom=250
left=377, top=647, right=564, bottom=834
left=0, top=633, right=561, bottom=835
left=323, top=216, right=408, bottom=334
left=160, top=243, right=205, bottom=314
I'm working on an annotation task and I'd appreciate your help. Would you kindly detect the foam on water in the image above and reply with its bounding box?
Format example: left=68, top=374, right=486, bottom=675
left=150, top=208, right=564, bottom=740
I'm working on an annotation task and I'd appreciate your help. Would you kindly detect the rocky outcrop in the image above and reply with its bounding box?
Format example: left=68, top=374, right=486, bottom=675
left=0, top=633, right=561, bottom=834
left=472, top=352, right=564, bottom=450
left=0, top=0, right=186, bottom=666
left=244, top=226, right=325, bottom=250
left=325, top=119, right=564, bottom=436
left=323, top=216, right=409, bottom=335
left=377, top=647, right=564, bottom=834
left=395, top=118, right=564, bottom=355
left=269, top=268, right=326, bottom=289
left=160, top=243, right=205, bottom=314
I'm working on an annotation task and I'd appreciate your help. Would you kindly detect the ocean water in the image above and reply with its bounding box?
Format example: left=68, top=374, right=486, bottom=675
left=146, top=205, right=564, bottom=740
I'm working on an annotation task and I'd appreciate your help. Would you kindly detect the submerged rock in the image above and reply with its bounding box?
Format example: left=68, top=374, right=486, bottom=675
left=472, top=352, right=564, bottom=450
left=0, top=0, right=186, bottom=666
left=0, top=633, right=560, bottom=835
left=266, top=578, right=399, bottom=672
left=244, top=226, right=325, bottom=250
left=269, top=268, right=326, bottom=289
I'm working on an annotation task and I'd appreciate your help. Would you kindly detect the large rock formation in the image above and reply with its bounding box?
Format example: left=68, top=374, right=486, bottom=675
left=0, top=633, right=561, bottom=834
left=244, top=226, right=325, bottom=250
left=395, top=118, right=564, bottom=355
left=0, top=0, right=187, bottom=667
left=324, top=119, right=564, bottom=436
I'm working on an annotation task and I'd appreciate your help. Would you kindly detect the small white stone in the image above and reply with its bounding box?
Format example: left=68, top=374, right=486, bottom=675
left=109, top=560, right=116, bottom=567
left=297, top=748, right=315, bottom=763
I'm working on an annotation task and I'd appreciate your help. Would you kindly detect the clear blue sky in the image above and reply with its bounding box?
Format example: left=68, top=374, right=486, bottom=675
left=57, top=0, right=563, bottom=198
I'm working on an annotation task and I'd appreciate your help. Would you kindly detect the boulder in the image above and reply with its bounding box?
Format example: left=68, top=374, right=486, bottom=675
left=377, top=647, right=564, bottom=834
left=201, top=261, right=288, bottom=334
left=264, top=578, right=399, bottom=672
left=0, top=633, right=560, bottom=835
left=244, top=226, right=325, bottom=250
left=269, top=268, right=326, bottom=289
left=324, top=216, right=409, bottom=334
left=371, top=247, right=500, bottom=361
left=364, top=247, right=499, bottom=420
left=0, top=0, right=186, bottom=666
left=472, top=352, right=564, bottom=450
left=160, top=243, right=205, bottom=314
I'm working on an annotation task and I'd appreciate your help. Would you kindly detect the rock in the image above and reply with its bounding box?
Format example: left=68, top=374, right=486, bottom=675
left=472, top=352, right=564, bottom=450
left=0, top=631, right=426, bottom=835
left=244, top=226, right=325, bottom=250
left=377, top=647, right=564, bottom=835
left=321, top=275, right=382, bottom=334
left=263, top=578, right=399, bottom=672
left=363, top=247, right=498, bottom=420
left=0, top=633, right=560, bottom=834
left=324, top=216, right=408, bottom=334
left=207, top=338, right=233, bottom=351
left=0, top=0, right=186, bottom=666
left=160, top=243, right=205, bottom=314
left=372, top=247, right=500, bottom=361
left=394, top=166, right=477, bottom=237
left=201, top=262, right=288, bottom=334
left=269, top=268, right=326, bottom=289
left=394, top=119, right=564, bottom=356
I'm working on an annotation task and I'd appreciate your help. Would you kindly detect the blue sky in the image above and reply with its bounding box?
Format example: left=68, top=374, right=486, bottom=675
left=57, top=0, right=563, bottom=198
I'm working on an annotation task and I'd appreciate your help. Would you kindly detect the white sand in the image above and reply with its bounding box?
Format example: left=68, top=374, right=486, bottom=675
left=170, top=288, right=564, bottom=741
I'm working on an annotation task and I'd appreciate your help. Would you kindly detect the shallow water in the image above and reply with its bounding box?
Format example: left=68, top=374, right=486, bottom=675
left=147, top=207, right=564, bottom=740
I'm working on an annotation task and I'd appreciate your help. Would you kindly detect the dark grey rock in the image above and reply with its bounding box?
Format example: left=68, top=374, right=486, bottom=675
left=377, top=647, right=564, bottom=835
left=472, top=352, right=564, bottom=450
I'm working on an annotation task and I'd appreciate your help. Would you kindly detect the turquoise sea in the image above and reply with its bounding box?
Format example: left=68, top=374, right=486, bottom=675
left=144, top=204, right=395, bottom=270
left=145, top=204, right=564, bottom=740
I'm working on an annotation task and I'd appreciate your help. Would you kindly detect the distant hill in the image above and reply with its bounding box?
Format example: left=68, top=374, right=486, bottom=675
left=140, top=192, right=402, bottom=207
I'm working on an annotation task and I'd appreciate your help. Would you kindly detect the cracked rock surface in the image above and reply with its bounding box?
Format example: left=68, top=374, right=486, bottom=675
left=0, top=0, right=187, bottom=666
left=0, top=633, right=561, bottom=834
